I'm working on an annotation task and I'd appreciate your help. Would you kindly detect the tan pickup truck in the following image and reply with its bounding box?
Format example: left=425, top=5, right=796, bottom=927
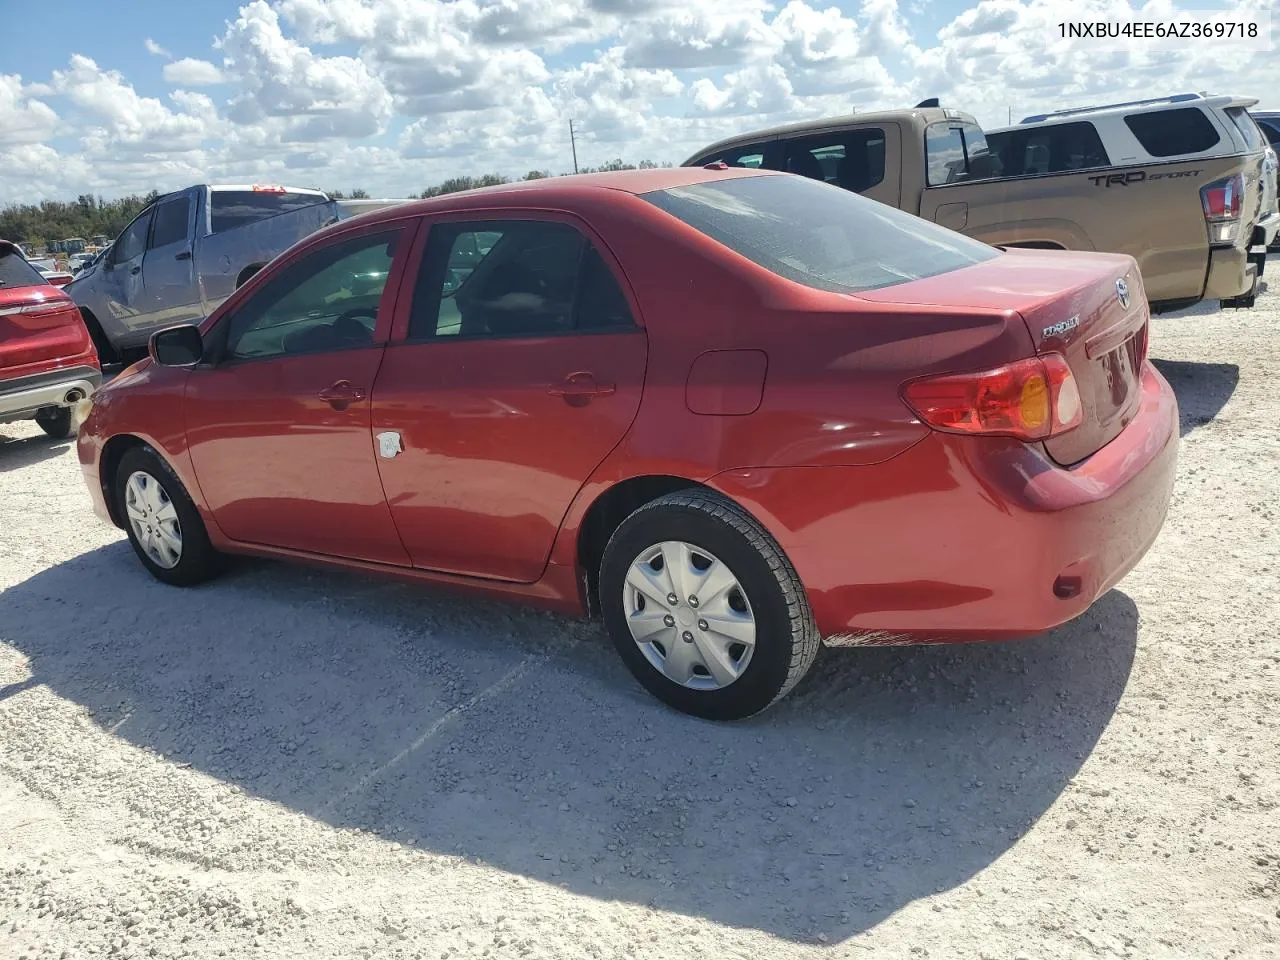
left=684, top=96, right=1278, bottom=313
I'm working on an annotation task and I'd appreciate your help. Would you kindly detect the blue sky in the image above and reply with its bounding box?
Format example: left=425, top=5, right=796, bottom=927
left=0, top=0, right=1273, bottom=203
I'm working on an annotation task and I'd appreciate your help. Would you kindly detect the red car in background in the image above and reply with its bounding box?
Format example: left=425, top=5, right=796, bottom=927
left=1, top=240, right=101, bottom=439
left=76, top=168, right=1178, bottom=720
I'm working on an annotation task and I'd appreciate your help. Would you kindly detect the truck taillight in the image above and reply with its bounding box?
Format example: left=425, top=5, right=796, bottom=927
left=1201, top=173, right=1244, bottom=245
left=902, top=354, right=1083, bottom=442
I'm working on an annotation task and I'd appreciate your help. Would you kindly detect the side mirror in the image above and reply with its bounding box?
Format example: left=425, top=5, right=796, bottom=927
left=149, top=324, right=204, bottom=367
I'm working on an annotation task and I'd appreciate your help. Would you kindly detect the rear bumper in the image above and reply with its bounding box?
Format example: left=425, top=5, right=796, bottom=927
left=1204, top=244, right=1257, bottom=301
left=0, top=365, right=101, bottom=424
left=709, top=363, right=1179, bottom=641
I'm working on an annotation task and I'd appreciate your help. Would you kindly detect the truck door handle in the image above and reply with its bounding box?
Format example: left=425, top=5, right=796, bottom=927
left=548, top=371, right=615, bottom=401
left=317, top=380, right=367, bottom=409
left=174, top=251, right=192, bottom=261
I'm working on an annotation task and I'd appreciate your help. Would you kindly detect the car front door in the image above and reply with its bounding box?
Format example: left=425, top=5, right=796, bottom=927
left=370, top=215, right=647, bottom=582
left=142, top=191, right=200, bottom=327
left=99, top=206, right=153, bottom=343
left=183, top=221, right=416, bottom=565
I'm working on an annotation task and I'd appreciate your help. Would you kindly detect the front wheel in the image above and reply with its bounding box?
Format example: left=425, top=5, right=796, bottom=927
left=599, top=490, right=820, bottom=720
left=114, top=446, right=224, bottom=586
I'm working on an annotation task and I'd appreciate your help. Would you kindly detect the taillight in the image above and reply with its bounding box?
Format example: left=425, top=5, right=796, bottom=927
left=0, top=300, right=75, bottom=319
left=1201, top=173, right=1244, bottom=245
left=902, top=354, right=1083, bottom=441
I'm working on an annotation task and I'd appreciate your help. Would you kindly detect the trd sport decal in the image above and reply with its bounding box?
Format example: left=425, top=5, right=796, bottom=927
left=1090, top=169, right=1203, bottom=186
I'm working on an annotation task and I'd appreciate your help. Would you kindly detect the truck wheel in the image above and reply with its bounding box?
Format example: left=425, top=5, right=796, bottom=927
left=34, top=406, right=73, bottom=439
left=236, top=264, right=264, bottom=288
left=598, top=490, right=821, bottom=721
left=80, top=309, right=119, bottom=366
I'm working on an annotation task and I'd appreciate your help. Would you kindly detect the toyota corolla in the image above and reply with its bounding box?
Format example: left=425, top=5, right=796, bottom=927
left=77, top=168, right=1179, bottom=720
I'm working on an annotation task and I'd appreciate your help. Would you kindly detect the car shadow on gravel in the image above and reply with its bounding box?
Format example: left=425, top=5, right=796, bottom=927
left=1149, top=359, right=1240, bottom=436
left=0, top=431, right=75, bottom=473
left=1, top=546, right=1138, bottom=945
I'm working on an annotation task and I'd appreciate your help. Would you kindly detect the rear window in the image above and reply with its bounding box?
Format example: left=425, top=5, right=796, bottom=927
left=1225, top=108, right=1264, bottom=151
left=210, top=191, right=328, bottom=234
left=987, top=121, right=1110, bottom=176
left=641, top=174, right=999, bottom=294
left=926, top=122, right=1002, bottom=186
left=1124, top=108, right=1220, bottom=157
left=0, top=246, right=47, bottom=288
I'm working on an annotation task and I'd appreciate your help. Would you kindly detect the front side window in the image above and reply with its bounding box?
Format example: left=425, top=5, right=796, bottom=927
left=149, top=196, right=191, bottom=249
left=926, top=122, right=1002, bottom=185
left=1124, top=107, right=1220, bottom=157
left=409, top=220, right=634, bottom=339
left=783, top=129, right=886, bottom=193
left=225, top=231, right=398, bottom=361
left=643, top=174, right=999, bottom=294
left=113, top=209, right=153, bottom=263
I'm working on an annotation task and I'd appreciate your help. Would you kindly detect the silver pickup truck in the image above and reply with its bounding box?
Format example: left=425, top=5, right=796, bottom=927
left=66, top=184, right=408, bottom=361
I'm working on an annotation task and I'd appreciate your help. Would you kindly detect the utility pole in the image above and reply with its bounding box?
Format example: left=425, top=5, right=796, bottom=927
left=569, top=119, right=579, bottom=174
left=1008, top=106, right=1012, bottom=124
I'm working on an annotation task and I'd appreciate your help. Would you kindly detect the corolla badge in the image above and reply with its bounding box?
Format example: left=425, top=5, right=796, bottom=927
left=1042, top=315, right=1080, bottom=338
left=1116, top=277, right=1131, bottom=310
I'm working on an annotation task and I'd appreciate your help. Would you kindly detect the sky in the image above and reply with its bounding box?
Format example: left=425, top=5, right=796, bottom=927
left=0, top=0, right=1275, bottom=204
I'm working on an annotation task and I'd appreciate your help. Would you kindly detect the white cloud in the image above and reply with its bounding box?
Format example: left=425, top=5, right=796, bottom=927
left=0, top=75, right=58, bottom=147
left=2, top=0, right=1278, bottom=205
left=163, top=58, right=226, bottom=86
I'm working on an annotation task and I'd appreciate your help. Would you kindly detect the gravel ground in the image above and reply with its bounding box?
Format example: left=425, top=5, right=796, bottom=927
left=2, top=284, right=1278, bottom=960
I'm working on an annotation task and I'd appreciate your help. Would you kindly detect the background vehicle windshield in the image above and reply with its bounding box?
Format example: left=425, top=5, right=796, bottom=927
left=643, top=174, right=1000, bottom=294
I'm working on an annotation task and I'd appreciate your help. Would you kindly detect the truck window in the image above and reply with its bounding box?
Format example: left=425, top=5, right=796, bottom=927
left=782, top=129, right=886, bottom=194
left=986, top=122, right=1110, bottom=177
left=642, top=173, right=999, bottom=295
left=926, top=122, right=1001, bottom=185
left=1224, top=108, right=1264, bottom=151
left=112, top=209, right=154, bottom=264
left=1123, top=108, right=1220, bottom=157
left=697, top=143, right=770, bottom=169
left=1257, top=118, right=1280, bottom=146
left=149, top=196, right=191, bottom=249
left=209, top=191, right=329, bottom=234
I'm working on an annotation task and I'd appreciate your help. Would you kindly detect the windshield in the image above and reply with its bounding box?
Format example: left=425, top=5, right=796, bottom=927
left=643, top=174, right=1000, bottom=294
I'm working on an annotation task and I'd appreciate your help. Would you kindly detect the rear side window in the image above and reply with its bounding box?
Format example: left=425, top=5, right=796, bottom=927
left=149, top=196, right=191, bottom=249
left=0, top=246, right=47, bottom=287
left=926, top=122, right=1002, bottom=185
left=409, top=220, right=634, bottom=340
left=782, top=129, right=886, bottom=193
left=643, top=174, right=999, bottom=294
left=695, top=142, right=771, bottom=169
left=210, top=191, right=328, bottom=234
left=1124, top=108, right=1220, bottom=157
left=1225, top=108, right=1264, bottom=151
left=987, top=122, right=1110, bottom=176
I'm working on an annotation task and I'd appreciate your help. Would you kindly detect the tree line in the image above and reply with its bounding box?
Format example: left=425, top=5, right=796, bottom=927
left=3, top=159, right=671, bottom=248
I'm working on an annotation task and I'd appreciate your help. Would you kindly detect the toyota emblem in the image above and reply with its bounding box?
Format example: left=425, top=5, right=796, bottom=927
left=1116, top=277, right=1131, bottom=310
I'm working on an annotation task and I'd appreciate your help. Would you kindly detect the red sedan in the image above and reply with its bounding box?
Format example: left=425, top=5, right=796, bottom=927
left=1, top=240, right=101, bottom=439
left=76, top=168, right=1178, bottom=720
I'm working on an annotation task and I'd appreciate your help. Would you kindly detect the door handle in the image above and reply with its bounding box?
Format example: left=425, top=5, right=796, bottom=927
left=548, top=371, right=615, bottom=401
left=174, top=251, right=192, bottom=261
left=130, top=265, right=141, bottom=275
left=317, top=380, right=367, bottom=409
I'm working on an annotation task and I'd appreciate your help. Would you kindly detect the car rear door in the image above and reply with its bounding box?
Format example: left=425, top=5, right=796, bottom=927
left=142, top=189, right=200, bottom=327
left=183, top=220, right=416, bottom=565
left=370, top=213, right=647, bottom=582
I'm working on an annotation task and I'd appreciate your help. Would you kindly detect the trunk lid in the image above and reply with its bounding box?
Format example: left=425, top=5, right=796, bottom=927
left=858, top=247, right=1147, bottom=465
left=0, top=283, right=92, bottom=371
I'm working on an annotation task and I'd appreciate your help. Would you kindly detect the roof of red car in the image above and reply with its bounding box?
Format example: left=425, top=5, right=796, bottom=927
left=357, top=166, right=780, bottom=221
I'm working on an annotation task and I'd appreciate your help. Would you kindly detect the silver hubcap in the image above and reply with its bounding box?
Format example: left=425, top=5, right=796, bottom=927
left=124, top=471, right=182, bottom=570
left=623, top=540, right=756, bottom=691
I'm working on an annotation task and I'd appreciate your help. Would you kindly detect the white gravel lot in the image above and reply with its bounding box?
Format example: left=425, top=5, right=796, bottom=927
left=1, top=282, right=1279, bottom=960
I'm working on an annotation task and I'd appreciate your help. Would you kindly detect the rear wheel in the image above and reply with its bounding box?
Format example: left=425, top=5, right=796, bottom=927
left=34, top=406, right=73, bottom=439
left=114, top=446, right=224, bottom=586
left=599, top=490, right=820, bottom=720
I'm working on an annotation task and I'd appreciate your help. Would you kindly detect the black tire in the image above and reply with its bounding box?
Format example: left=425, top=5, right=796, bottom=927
left=80, top=310, right=119, bottom=366
left=34, top=406, right=73, bottom=439
left=599, top=490, right=820, bottom=721
left=114, top=445, right=224, bottom=586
